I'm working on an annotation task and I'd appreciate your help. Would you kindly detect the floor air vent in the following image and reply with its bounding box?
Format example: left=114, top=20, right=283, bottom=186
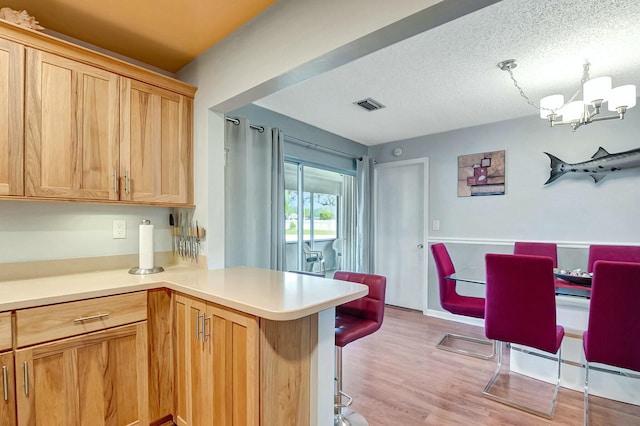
left=354, top=97, right=385, bottom=111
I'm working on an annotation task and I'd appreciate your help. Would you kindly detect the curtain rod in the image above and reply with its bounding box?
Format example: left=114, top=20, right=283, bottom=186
left=225, top=117, right=264, bottom=133
left=285, top=135, right=363, bottom=161
left=225, top=116, right=363, bottom=161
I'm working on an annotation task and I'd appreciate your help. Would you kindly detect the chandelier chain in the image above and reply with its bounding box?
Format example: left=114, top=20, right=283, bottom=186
left=505, top=61, right=592, bottom=113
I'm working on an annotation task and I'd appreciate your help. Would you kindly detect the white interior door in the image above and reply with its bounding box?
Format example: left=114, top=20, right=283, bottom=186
left=374, top=159, right=428, bottom=311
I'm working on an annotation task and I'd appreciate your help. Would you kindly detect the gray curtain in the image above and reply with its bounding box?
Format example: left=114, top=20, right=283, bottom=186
left=225, top=118, right=286, bottom=270
left=356, top=155, right=375, bottom=273
left=340, top=174, right=357, bottom=271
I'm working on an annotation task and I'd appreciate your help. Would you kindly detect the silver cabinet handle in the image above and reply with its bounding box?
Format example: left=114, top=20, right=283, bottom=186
left=417, top=244, right=424, bottom=249
left=125, top=170, right=130, bottom=194
left=74, top=313, right=109, bottom=323
left=195, top=310, right=201, bottom=341
left=203, top=316, right=211, bottom=342
left=23, top=362, right=28, bottom=395
left=2, top=365, right=7, bottom=401
left=113, top=168, right=119, bottom=194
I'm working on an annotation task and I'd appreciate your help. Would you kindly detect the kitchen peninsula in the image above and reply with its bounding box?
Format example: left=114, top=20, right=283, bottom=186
left=0, top=265, right=367, bottom=425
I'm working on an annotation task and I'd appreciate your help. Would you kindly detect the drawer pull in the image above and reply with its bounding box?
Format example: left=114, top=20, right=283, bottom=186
left=74, top=313, right=110, bottom=323
left=2, top=366, right=7, bottom=401
left=23, top=362, right=28, bottom=395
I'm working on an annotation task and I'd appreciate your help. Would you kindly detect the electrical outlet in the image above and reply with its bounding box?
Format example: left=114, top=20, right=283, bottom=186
left=432, top=220, right=440, bottom=231
left=113, top=220, right=126, bottom=239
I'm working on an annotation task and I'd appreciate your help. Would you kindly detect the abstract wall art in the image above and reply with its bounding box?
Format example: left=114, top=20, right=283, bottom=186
left=458, top=150, right=505, bottom=197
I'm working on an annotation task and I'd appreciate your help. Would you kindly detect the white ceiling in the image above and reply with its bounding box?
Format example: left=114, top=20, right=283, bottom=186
left=254, top=0, right=640, bottom=146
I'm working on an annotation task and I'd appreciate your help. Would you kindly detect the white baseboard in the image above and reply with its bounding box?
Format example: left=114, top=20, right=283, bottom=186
left=425, top=308, right=485, bottom=328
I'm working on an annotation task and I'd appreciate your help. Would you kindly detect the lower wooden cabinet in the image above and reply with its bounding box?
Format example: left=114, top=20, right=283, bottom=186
left=14, top=322, right=149, bottom=426
left=174, top=294, right=259, bottom=426
left=0, top=351, right=16, bottom=426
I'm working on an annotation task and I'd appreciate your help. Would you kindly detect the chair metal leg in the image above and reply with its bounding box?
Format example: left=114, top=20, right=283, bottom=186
left=584, top=361, right=590, bottom=426
left=436, top=332, right=496, bottom=359
left=334, top=346, right=368, bottom=426
left=482, top=341, right=562, bottom=419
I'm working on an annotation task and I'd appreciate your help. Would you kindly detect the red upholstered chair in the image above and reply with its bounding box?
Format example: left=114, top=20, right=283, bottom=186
left=583, top=261, right=640, bottom=425
left=333, top=271, right=386, bottom=426
left=587, top=244, right=640, bottom=272
left=514, top=241, right=558, bottom=268
left=430, top=243, right=495, bottom=359
left=484, top=254, right=565, bottom=419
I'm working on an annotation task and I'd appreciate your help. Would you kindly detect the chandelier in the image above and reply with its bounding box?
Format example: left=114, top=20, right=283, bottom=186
left=498, top=59, right=636, bottom=131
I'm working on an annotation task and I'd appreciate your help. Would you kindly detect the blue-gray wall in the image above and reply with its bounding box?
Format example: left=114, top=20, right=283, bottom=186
left=370, top=108, right=640, bottom=313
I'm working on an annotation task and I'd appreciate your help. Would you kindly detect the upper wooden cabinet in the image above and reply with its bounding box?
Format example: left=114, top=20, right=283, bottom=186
left=0, top=38, right=24, bottom=197
left=25, top=49, right=120, bottom=201
left=120, top=79, right=193, bottom=204
left=0, top=21, right=196, bottom=206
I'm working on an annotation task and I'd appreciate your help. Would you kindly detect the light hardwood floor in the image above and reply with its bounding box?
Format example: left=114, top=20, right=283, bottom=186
left=341, top=306, right=640, bottom=426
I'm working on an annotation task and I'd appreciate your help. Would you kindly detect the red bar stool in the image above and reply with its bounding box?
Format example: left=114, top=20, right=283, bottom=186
left=430, top=243, right=495, bottom=359
left=583, top=260, right=640, bottom=425
left=484, top=254, right=564, bottom=419
left=514, top=241, right=558, bottom=268
left=333, top=271, right=386, bottom=426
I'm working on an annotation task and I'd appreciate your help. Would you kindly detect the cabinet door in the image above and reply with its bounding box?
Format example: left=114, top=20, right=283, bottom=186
left=0, top=352, right=16, bottom=426
left=0, top=38, right=24, bottom=196
left=25, top=48, right=119, bottom=200
left=120, top=78, right=193, bottom=204
left=174, top=294, right=210, bottom=426
left=174, top=295, right=259, bottom=426
left=207, top=304, right=259, bottom=426
left=15, top=323, right=149, bottom=426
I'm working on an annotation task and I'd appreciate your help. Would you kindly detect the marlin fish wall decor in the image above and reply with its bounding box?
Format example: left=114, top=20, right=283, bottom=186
left=544, top=147, right=640, bottom=185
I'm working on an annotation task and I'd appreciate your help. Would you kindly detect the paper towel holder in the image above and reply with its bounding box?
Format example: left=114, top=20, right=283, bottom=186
left=129, top=219, right=165, bottom=275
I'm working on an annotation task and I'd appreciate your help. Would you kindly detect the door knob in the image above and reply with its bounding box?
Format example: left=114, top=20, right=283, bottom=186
left=417, top=244, right=424, bottom=249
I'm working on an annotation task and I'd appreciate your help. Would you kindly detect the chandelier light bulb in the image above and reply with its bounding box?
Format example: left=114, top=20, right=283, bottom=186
left=608, top=85, right=637, bottom=111
left=539, top=94, right=564, bottom=119
left=561, top=101, right=584, bottom=122
left=583, top=76, right=612, bottom=105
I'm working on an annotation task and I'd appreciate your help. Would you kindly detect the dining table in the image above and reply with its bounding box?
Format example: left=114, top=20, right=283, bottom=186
left=445, top=269, right=591, bottom=298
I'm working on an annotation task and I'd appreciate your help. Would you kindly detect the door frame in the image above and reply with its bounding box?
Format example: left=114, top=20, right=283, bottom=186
left=373, top=157, right=429, bottom=313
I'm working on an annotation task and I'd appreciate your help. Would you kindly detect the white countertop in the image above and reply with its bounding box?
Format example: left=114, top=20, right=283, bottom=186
left=0, top=265, right=368, bottom=321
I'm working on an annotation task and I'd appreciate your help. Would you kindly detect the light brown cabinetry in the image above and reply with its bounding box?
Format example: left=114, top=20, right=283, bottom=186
left=174, top=293, right=259, bottom=426
left=0, top=38, right=24, bottom=197
left=0, top=312, right=16, bottom=426
left=14, top=292, right=149, bottom=426
left=120, top=79, right=193, bottom=204
left=24, top=48, right=120, bottom=201
left=0, top=20, right=196, bottom=206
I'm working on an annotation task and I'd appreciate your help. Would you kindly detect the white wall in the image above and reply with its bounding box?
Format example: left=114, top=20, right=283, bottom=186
left=0, top=201, right=171, bottom=263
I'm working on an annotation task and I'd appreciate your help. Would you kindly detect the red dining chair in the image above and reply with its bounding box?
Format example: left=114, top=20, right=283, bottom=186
left=583, top=260, right=640, bottom=425
left=333, top=271, right=386, bottom=426
left=514, top=241, right=558, bottom=268
left=484, top=254, right=565, bottom=419
left=587, top=244, right=640, bottom=272
left=430, top=243, right=495, bottom=359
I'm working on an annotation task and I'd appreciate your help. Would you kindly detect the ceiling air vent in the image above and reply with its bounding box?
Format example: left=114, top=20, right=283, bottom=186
left=354, top=97, right=385, bottom=111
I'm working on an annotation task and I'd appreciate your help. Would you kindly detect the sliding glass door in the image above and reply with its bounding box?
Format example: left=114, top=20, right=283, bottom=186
left=284, top=161, right=355, bottom=274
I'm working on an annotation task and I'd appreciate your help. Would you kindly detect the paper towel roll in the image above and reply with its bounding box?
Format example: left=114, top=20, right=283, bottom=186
left=139, top=220, right=155, bottom=270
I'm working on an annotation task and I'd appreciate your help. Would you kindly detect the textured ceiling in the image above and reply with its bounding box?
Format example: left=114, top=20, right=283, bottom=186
left=1, top=0, right=276, bottom=73
left=255, top=0, right=640, bottom=145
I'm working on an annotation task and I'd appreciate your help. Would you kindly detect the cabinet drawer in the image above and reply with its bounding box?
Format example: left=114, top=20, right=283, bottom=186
left=16, top=291, right=147, bottom=347
left=0, top=312, right=11, bottom=351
